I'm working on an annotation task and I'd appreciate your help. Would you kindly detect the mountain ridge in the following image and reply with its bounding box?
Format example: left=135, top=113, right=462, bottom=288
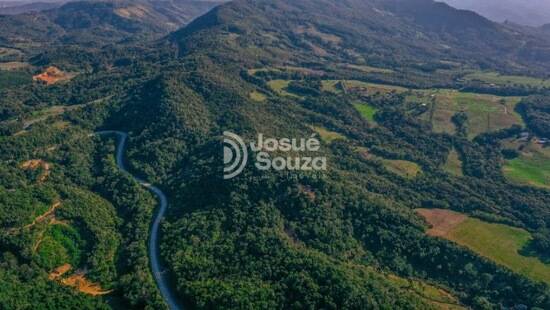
left=169, top=0, right=550, bottom=76
left=0, top=0, right=223, bottom=51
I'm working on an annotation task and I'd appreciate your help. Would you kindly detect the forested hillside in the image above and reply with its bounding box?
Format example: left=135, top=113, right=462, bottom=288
left=0, top=0, right=223, bottom=53
left=1, top=0, right=550, bottom=309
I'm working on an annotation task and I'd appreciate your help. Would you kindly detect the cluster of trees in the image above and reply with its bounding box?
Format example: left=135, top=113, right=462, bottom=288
left=517, top=95, right=550, bottom=137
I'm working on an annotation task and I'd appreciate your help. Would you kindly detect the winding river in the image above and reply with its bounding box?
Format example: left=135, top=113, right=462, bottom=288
left=97, top=131, right=181, bottom=310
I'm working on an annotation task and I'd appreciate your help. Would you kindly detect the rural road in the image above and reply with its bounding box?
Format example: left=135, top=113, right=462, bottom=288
left=97, top=131, right=181, bottom=310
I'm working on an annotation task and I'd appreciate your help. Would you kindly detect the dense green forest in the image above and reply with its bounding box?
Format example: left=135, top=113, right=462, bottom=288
left=1, top=0, right=550, bottom=309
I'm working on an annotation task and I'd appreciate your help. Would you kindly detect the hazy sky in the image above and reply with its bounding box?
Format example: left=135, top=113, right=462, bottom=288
left=442, top=0, right=550, bottom=26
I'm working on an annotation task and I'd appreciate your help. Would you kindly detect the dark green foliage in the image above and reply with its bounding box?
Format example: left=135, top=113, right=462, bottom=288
left=0, top=71, right=32, bottom=90
left=517, top=96, right=550, bottom=137
left=452, top=111, right=469, bottom=138
left=531, top=229, right=550, bottom=260
left=502, top=148, right=520, bottom=159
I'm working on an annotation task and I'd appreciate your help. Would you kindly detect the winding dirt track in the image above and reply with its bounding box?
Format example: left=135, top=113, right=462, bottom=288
left=97, top=131, right=181, bottom=310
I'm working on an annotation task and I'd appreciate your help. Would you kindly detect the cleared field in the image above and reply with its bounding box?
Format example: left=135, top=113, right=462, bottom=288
left=248, top=66, right=325, bottom=76
left=249, top=90, right=267, bottom=102
left=382, top=159, right=422, bottom=178
left=417, top=209, right=550, bottom=285
left=443, top=149, right=463, bottom=176
left=464, top=71, right=550, bottom=88
left=341, top=64, right=394, bottom=74
left=503, top=139, right=550, bottom=189
left=411, top=90, right=523, bottom=138
left=357, top=147, right=422, bottom=179
left=353, top=102, right=377, bottom=122
left=322, top=80, right=407, bottom=94
left=387, top=274, right=465, bottom=310
left=311, top=126, right=346, bottom=143
left=248, top=67, right=279, bottom=75
left=267, top=79, right=300, bottom=97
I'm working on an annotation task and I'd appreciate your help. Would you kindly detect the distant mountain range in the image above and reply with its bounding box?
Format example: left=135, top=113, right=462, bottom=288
left=442, top=0, right=550, bottom=27
left=0, top=0, right=66, bottom=14
left=0, top=0, right=224, bottom=50
left=171, top=0, right=550, bottom=76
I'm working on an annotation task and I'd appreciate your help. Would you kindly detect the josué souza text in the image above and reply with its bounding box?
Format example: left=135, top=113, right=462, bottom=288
left=250, top=134, right=327, bottom=171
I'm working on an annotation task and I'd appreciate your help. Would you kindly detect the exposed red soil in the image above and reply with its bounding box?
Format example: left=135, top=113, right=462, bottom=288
left=20, top=159, right=51, bottom=182
left=33, top=66, right=72, bottom=85
left=416, top=209, right=467, bottom=237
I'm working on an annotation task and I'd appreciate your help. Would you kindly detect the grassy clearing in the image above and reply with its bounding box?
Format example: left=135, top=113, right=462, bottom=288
left=464, top=71, right=550, bottom=88
left=322, top=80, right=408, bottom=95
left=387, top=275, right=465, bottom=309
left=311, top=126, right=346, bottom=143
left=410, top=90, right=523, bottom=138
left=249, top=90, right=267, bottom=102
left=382, top=159, right=422, bottom=178
left=356, top=147, right=422, bottom=179
left=295, top=25, right=342, bottom=44
left=341, top=64, right=394, bottom=74
left=503, top=140, right=550, bottom=189
left=267, top=79, right=300, bottom=97
left=443, top=149, right=463, bottom=176
left=35, top=224, right=84, bottom=270
left=449, top=218, right=550, bottom=284
left=321, top=80, right=341, bottom=92
left=353, top=102, right=377, bottom=122
left=505, top=154, right=550, bottom=189
left=248, top=66, right=325, bottom=76
left=248, top=67, right=280, bottom=75
left=418, top=209, right=550, bottom=285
